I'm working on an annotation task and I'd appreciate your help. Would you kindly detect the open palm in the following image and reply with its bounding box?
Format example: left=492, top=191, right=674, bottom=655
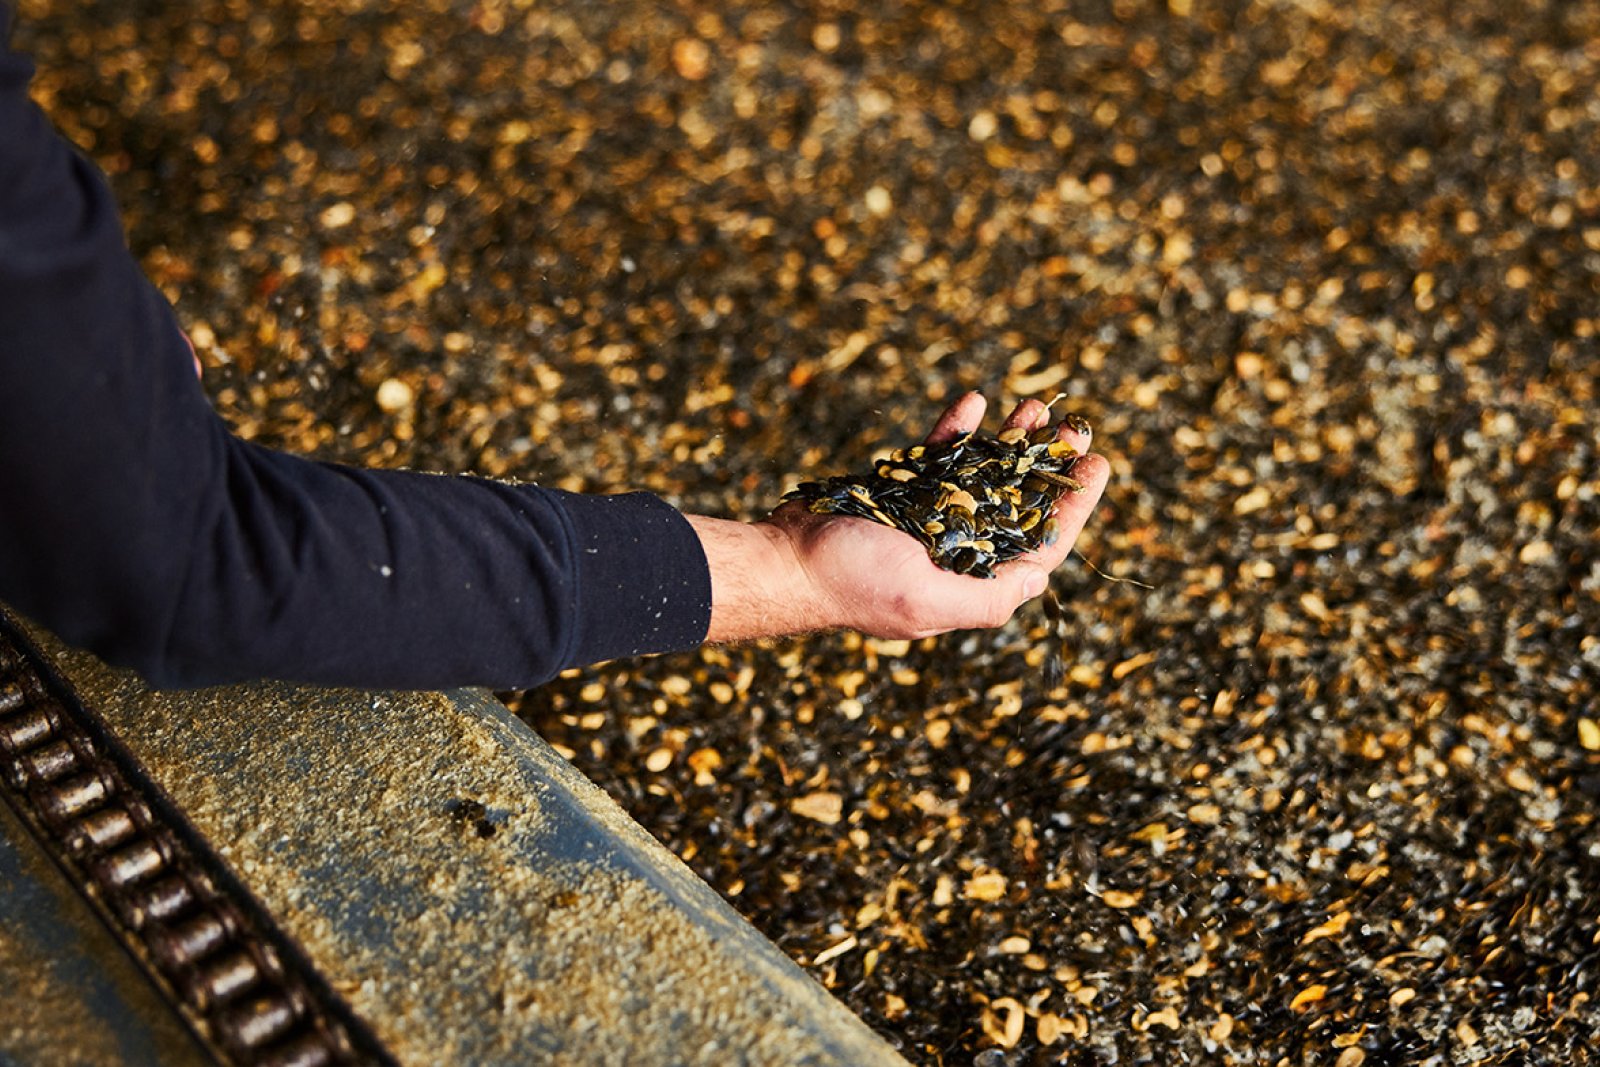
left=764, top=393, right=1109, bottom=639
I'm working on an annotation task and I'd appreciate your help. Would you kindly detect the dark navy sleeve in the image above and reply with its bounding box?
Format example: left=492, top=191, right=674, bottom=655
left=0, top=10, right=711, bottom=690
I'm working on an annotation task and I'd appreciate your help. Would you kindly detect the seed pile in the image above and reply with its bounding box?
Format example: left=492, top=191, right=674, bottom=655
left=20, top=0, right=1600, bottom=1064
left=783, top=418, right=1092, bottom=578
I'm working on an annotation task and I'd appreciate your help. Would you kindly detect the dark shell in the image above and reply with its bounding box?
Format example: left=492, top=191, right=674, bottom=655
left=783, top=424, right=1090, bottom=577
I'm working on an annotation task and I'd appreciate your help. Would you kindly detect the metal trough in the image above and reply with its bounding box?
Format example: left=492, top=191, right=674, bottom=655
left=0, top=607, right=906, bottom=1066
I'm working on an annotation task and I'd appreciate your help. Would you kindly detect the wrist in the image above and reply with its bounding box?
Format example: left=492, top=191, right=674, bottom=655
left=754, top=515, right=841, bottom=633
left=684, top=514, right=835, bottom=643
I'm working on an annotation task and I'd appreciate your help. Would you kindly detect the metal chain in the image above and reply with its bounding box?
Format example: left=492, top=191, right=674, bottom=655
left=0, top=613, right=394, bottom=1067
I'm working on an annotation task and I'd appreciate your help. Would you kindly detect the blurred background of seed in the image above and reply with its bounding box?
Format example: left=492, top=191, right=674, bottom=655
left=17, top=0, right=1599, bottom=1062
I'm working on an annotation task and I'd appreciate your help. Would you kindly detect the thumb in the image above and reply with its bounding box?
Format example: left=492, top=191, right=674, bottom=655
left=1016, top=564, right=1049, bottom=602
left=982, top=563, right=1047, bottom=626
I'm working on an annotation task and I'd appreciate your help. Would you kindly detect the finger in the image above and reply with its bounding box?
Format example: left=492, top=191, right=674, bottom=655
left=1047, top=452, right=1110, bottom=558
left=1010, top=452, right=1111, bottom=572
left=1001, top=398, right=1050, bottom=433
left=913, top=556, right=1050, bottom=632
left=983, top=561, right=1051, bottom=627
left=924, top=390, right=987, bottom=445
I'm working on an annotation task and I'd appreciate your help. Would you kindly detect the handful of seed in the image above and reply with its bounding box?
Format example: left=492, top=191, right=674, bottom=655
left=782, top=416, right=1093, bottom=578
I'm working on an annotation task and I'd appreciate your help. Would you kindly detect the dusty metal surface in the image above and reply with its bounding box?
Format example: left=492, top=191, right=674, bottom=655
left=0, top=611, right=392, bottom=1067
left=14, top=613, right=905, bottom=1067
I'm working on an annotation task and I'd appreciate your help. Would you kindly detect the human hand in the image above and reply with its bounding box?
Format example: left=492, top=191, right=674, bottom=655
left=181, top=329, right=201, bottom=377
left=760, top=391, right=1109, bottom=640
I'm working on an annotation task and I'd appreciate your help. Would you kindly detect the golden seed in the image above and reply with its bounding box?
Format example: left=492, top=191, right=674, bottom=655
left=1290, top=984, right=1329, bottom=1012
left=963, top=870, right=1008, bottom=902
left=790, top=792, right=844, bottom=825
left=1579, top=718, right=1600, bottom=751
left=375, top=378, right=414, bottom=414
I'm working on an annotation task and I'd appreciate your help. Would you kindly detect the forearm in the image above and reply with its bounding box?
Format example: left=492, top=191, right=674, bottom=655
left=148, top=449, right=712, bottom=690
